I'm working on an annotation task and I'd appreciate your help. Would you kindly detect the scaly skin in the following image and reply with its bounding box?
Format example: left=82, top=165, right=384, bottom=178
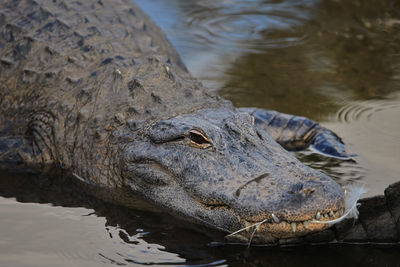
left=0, top=0, right=348, bottom=243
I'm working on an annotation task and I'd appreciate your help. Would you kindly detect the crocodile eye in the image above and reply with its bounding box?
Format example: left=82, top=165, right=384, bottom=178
left=187, top=129, right=212, bottom=149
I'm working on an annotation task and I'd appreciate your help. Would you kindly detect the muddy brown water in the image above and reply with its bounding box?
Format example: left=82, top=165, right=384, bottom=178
left=1, top=0, right=399, bottom=266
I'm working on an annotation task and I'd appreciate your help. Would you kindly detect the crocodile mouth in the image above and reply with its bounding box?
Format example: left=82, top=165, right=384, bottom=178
left=228, top=207, right=345, bottom=240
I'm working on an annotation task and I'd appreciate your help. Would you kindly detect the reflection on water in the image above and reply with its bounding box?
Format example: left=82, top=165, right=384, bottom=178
left=0, top=171, right=227, bottom=266
left=219, top=0, right=400, bottom=119
left=180, top=0, right=317, bottom=51
left=1, top=0, right=400, bottom=265
left=0, top=198, right=185, bottom=266
left=295, top=151, right=366, bottom=185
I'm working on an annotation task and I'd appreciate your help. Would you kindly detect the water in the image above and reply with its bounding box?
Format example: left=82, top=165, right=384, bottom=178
left=1, top=0, right=400, bottom=266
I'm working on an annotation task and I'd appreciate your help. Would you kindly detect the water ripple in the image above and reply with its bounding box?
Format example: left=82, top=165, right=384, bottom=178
left=336, top=98, right=400, bottom=139
left=295, top=151, right=366, bottom=185
left=181, top=0, right=317, bottom=52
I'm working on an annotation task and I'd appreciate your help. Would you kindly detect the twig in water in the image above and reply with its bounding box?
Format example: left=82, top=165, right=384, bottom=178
left=226, top=217, right=272, bottom=246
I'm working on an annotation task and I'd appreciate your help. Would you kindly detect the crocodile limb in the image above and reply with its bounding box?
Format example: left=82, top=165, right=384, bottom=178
left=240, top=108, right=353, bottom=159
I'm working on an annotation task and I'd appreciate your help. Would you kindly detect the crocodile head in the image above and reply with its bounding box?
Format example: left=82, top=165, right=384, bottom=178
left=121, top=108, right=344, bottom=243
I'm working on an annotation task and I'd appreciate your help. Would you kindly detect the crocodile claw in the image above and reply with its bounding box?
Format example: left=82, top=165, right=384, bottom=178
left=309, top=130, right=356, bottom=160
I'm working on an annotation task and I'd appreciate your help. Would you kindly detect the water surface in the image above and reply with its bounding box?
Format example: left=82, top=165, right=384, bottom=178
left=1, top=0, right=400, bottom=266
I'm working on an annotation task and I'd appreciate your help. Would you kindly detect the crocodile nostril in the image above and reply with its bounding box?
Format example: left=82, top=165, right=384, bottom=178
left=287, top=183, right=315, bottom=196
left=288, top=182, right=303, bottom=194
left=303, top=187, right=316, bottom=196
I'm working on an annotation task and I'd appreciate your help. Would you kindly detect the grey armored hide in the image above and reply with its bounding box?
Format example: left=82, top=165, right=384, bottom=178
left=0, top=0, right=399, bottom=245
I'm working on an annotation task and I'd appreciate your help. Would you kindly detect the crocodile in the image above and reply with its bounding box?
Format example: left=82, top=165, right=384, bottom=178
left=0, top=0, right=397, bottom=245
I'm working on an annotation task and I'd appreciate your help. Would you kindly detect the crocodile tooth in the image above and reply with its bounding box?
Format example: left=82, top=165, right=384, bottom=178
left=339, top=209, right=344, bottom=216
left=329, top=211, right=334, bottom=217
left=291, top=222, right=297, bottom=232
left=316, top=212, right=321, bottom=220
left=281, top=221, right=287, bottom=227
left=272, top=213, right=280, bottom=224
left=334, top=211, right=339, bottom=217
left=303, top=221, right=309, bottom=229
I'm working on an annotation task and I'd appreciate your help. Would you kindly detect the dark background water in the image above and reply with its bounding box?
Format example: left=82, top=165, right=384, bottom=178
left=1, top=0, right=400, bottom=266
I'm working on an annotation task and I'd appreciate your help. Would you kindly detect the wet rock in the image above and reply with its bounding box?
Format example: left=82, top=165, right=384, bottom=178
left=385, top=181, right=400, bottom=236
left=334, top=217, right=357, bottom=241
left=335, top=218, right=368, bottom=242
left=358, top=195, right=398, bottom=242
